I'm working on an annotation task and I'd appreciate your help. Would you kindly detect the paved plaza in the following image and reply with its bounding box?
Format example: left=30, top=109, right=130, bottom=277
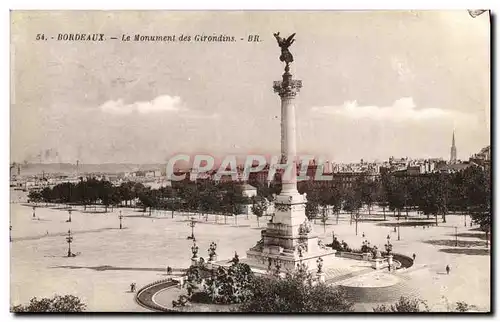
left=10, top=194, right=490, bottom=312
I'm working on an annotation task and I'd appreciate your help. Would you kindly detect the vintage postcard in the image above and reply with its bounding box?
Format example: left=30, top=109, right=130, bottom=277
left=10, top=10, right=491, bottom=313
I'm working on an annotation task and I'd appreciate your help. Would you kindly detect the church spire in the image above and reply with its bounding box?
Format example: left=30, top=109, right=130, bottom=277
left=450, top=130, right=457, bottom=163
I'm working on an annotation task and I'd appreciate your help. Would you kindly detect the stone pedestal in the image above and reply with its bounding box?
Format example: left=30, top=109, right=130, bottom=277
left=207, top=255, right=217, bottom=269
left=246, top=188, right=337, bottom=272
left=191, top=257, right=198, bottom=266
left=316, top=272, right=326, bottom=283
left=386, top=255, right=393, bottom=266
left=362, top=253, right=373, bottom=261
left=371, top=258, right=385, bottom=270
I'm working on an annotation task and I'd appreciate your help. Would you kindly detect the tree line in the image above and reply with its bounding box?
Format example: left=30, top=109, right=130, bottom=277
left=296, top=165, right=490, bottom=235
left=27, top=165, right=490, bottom=233
left=28, top=178, right=252, bottom=223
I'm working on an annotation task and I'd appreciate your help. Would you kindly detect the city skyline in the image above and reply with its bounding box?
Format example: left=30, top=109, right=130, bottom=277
left=12, top=130, right=487, bottom=166
left=11, top=11, right=490, bottom=164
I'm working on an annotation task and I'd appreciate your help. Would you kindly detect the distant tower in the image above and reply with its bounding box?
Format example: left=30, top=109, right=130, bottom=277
left=450, top=131, right=457, bottom=163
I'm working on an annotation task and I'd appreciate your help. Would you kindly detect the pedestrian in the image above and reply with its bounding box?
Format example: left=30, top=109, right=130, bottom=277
left=362, top=232, right=365, bottom=238
left=130, top=282, right=136, bottom=292
left=412, top=253, right=416, bottom=262
left=394, top=227, right=397, bottom=233
left=446, top=265, right=450, bottom=275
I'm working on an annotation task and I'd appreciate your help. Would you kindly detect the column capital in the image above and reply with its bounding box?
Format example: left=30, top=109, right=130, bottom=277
left=273, top=79, right=302, bottom=97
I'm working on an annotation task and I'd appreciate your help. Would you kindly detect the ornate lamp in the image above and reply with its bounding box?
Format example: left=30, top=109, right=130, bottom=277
left=385, top=235, right=393, bottom=255
left=191, top=242, right=199, bottom=259
left=208, top=242, right=217, bottom=261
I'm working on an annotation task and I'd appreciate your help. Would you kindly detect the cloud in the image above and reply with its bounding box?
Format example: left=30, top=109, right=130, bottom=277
left=311, top=97, right=475, bottom=124
left=99, top=95, right=184, bottom=115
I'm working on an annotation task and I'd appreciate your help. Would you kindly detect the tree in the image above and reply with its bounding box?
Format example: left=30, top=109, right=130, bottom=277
left=305, top=192, right=319, bottom=222
left=51, top=182, right=74, bottom=204
left=378, top=176, right=390, bottom=220
left=108, top=190, right=122, bottom=212
left=320, top=207, right=329, bottom=233
left=357, top=176, right=377, bottom=216
left=372, top=296, right=429, bottom=312
left=182, top=183, right=200, bottom=217
left=40, top=187, right=53, bottom=205
left=98, top=180, right=114, bottom=212
left=343, top=190, right=362, bottom=234
left=199, top=183, right=216, bottom=221
left=160, top=186, right=179, bottom=218
left=27, top=190, right=43, bottom=204
left=118, top=182, right=134, bottom=207
left=464, top=166, right=491, bottom=246
left=254, top=181, right=280, bottom=201
left=384, top=176, right=406, bottom=219
left=84, top=178, right=101, bottom=210
left=435, top=173, right=449, bottom=223
left=318, top=189, right=331, bottom=233
left=221, top=184, right=246, bottom=226
left=415, top=179, right=440, bottom=221
left=12, top=295, right=86, bottom=312
left=239, top=271, right=354, bottom=312
left=327, top=185, right=344, bottom=225
left=138, top=188, right=155, bottom=215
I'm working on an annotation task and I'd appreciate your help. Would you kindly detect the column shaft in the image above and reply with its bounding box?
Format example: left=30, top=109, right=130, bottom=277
left=280, top=95, right=298, bottom=194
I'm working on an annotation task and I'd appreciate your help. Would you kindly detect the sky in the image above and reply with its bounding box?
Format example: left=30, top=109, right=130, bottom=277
left=10, top=10, right=490, bottom=164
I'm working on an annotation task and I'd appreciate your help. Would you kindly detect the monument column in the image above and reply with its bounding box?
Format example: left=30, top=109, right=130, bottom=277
left=275, top=65, right=302, bottom=195
left=245, top=33, right=336, bottom=273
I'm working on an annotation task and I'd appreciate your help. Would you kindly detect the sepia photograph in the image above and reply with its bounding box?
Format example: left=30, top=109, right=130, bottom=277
left=9, top=9, right=491, bottom=313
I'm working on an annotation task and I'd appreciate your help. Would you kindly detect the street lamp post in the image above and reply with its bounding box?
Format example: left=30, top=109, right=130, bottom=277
left=355, top=213, right=359, bottom=236
left=66, top=229, right=73, bottom=257
left=32, top=206, right=36, bottom=218
left=10, top=225, right=12, bottom=242
left=385, top=235, right=393, bottom=271
left=464, top=214, right=467, bottom=227
left=187, top=217, right=196, bottom=241
left=397, top=218, right=401, bottom=241
left=119, top=211, right=123, bottom=229
left=67, top=209, right=72, bottom=223
left=455, top=226, right=458, bottom=247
